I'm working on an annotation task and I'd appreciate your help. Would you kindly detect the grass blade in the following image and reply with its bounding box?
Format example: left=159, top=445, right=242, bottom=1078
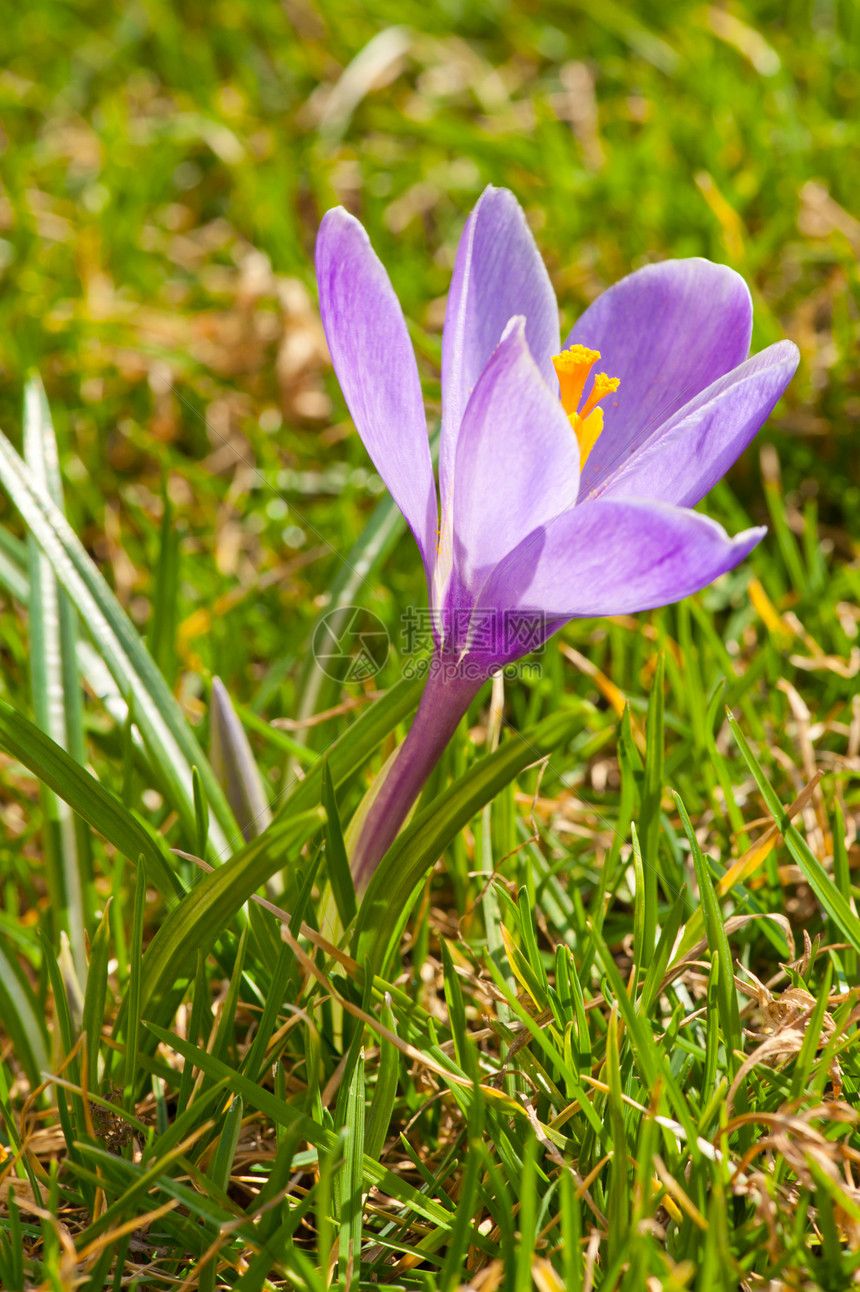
left=0, top=416, right=238, bottom=855
left=136, top=806, right=325, bottom=1028
left=674, top=792, right=744, bottom=1085
left=23, top=372, right=92, bottom=979
left=0, top=696, right=182, bottom=898
left=142, top=1021, right=456, bottom=1231
left=364, top=992, right=398, bottom=1164
left=727, top=711, right=860, bottom=953
left=338, top=1050, right=366, bottom=1286
left=322, top=758, right=357, bottom=928
left=640, top=651, right=665, bottom=964
left=0, top=938, right=49, bottom=1089
left=123, top=860, right=146, bottom=1112
left=81, top=903, right=113, bottom=1098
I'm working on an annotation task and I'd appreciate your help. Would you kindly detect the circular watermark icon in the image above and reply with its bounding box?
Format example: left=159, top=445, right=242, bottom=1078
left=312, top=605, right=390, bottom=683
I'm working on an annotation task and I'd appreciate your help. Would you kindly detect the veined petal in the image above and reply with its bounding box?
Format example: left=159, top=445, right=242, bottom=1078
left=565, top=259, right=753, bottom=498
left=440, top=187, right=560, bottom=525
left=450, top=316, right=580, bottom=599
left=595, top=341, right=799, bottom=508
left=316, top=207, right=437, bottom=584
left=480, top=499, right=765, bottom=624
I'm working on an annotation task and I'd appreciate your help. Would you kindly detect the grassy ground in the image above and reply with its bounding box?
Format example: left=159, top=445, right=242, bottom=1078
left=0, top=0, right=859, bottom=1287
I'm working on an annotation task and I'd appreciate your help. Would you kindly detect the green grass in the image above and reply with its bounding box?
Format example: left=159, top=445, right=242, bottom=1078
left=0, top=0, right=858, bottom=1287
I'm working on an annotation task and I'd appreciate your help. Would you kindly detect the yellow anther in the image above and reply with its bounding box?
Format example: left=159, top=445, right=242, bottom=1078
left=580, top=372, right=620, bottom=420
left=552, top=345, right=621, bottom=470
left=552, top=345, right=601, bottom=416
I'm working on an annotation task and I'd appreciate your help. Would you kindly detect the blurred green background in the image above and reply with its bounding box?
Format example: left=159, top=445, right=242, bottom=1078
left=0, top=0, right=858, bottom=711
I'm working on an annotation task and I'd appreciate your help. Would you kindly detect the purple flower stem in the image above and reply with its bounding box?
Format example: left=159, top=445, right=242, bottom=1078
left=351, top=663, right=485, bottom=893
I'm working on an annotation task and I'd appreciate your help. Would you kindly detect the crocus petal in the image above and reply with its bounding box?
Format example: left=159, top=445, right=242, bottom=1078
left=565, top=260, right=754, bottom=498
left=440, top=187, right=560, bottom=522
left=316, top=207, right=438, bottom=583
left=480, top=499, right=765, bottom=624
left=449, top=316, right=580, bottom=600
left=595, top=341, right=799, bottom=508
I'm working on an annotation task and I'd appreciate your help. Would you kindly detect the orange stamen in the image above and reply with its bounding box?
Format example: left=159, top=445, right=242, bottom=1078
left=552, top=345, right=601, bottom=416
left=571, top=408, right=604, bottom=467
left=580, top=372, right=620, bottom=420
left=552, top=345, right=620, bottom=469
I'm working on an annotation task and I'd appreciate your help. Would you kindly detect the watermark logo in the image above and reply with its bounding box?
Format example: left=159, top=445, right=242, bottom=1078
left=312, top=606, right=390, bottom=682
left=313, top=605, right=547, bottom=684
left=402, top=655, right=543, bottom=683
left=400, top=608, right=547, bottom=658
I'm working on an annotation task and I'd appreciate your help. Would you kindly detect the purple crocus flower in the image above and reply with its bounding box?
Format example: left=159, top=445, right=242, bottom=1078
left=316, top=186, right=798, bottom=889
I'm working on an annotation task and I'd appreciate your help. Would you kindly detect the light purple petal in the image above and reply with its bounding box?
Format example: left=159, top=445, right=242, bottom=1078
left=440, top=187, right=560, bottom=522
left=479, top=499, right=765, bottom=622
left=449, top=317, right=580, bottom=599
left=594, top=341, right=799, bottom=508
left=316, top=207, right=437, bottom=583
left=566, top=259, right=754, bottom=498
